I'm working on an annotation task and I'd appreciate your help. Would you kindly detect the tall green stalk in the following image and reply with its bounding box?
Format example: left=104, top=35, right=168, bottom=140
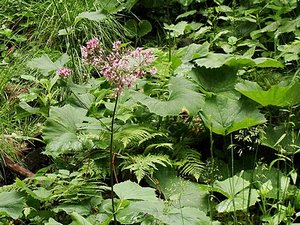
left=208, top=118, right=214, bottom=224
left=230, top=134, right=237, bottom=225
left=51, top=0, right=77, bottom=81
left=110, top=93, right=119, bottom=225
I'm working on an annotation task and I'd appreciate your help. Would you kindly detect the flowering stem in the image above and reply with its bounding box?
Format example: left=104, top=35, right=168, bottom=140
left=110, top=93, right=119, bottom=225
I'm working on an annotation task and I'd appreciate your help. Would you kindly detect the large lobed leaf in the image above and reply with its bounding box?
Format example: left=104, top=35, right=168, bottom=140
left=114, top=180, right=157, bottom=201
left=27, top=53, right=69, bottom=76
left=0, top=191, right=25, bottom=219
left=199, top=93, right=266, bottom=135
left=132, top=76, right=204, bottom=117
left=43, top=105, right=104, bottom=158
left=195, top=53, right=283, bottom=69
left=188, top=66, right=238, bottom=93
left=214, top=174, right=259, bottom=213
left=235, top=80, right=300, bottom=107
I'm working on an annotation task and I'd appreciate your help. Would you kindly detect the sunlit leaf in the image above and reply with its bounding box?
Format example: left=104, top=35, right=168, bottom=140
left=214, top=174, right=259, bottom=212
left=27, top=53, right=69, bottom=76
left=260, top=125, right=300, bottom=154
left=45, top=218, right=63, bottom=225
left=132, top=76, right=204, bottom=117
left=76, top=11, right=106, bottom=21
left=195, top=53, right=283, bottom=69
left=152, top=167, right=209, bottom=212
left=114, top=180, right=157, bottom=201
left=235, top=80, right=300, bottom=107
left=69, top=212, right=92, bottom=225
left=43, top=105, right=104, bottom=158
left=0, top=191, right=24, bottom=219
left=188, top=66, right=237, bottom=93
left=200, top=93, right=266, bottom=135
left=164, top=21, right=189, bottom=37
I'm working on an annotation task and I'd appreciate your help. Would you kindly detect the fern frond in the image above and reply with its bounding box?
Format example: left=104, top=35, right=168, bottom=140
left=176, top=149, right=204, bottom=181
left=121, top=154, right=171, bottom=183
left=115, top=125, right=153, bottom=149
left=145, top=143, right=173, bottom=153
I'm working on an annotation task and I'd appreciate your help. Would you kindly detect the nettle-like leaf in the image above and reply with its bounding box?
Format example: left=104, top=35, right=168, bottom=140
left=200, top=93, right=266, bottom=135
left=194, top=53, right=283, bottom=69
left=235, top=80, right=300, bottom=107
left=27, top=53, right=69, bottom=76
left=132, top=76, right=204, bottom=117
left=0, top=191, right=25, bottom=219
left=214, top=174, right=259, bottom=213
left=43, top=105, right=104, bottom=158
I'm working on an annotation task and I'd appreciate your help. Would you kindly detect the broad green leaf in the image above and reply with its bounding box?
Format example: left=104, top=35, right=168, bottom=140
left=125, top=19, right=152, bottom=37
left=163, top=207, right=211, bottom=225
left=32, top=187, right=52, bottom=200
left=16, top=178, right=51, bottom=201
left=0, top=191, right=24, bottom=219
left=27, top=53, right=69, bottom=76
left=124, top=200, right=210, bottom=225
left=177, top=0, right=194, bottom=6
left=214, top=174, right=250, bottom=198
left=235, top=80, right=300, bottom=107
left=76, top=11, right=106, bottom=21
left=27, top=55, right=57, bottom=75
left=214, top=174, right=259, bottom=212
left=45, top=218, right=63, bottom=225
left=253, top=58, right=284, bottom=67
left=177, top=42, right=210, bottom=63
left=243, top=165, right=291, bottom=200
left=43, top=105, right=103, bottom=157
left=125, top=19, right=138, bottom=36
left=216, top=188, right=259, bottom=212
left=53, top=53, right=70, bottom=68
left=54, top=197, right=103, bottom=216
left=200, top=93, right=266, bottom=135
left=164, top=21, right=189, bottom=37
left=260, top=125, right=300, bottom=154
left=195, top=53, right=283, bottom=69
left=152, top=167, right=209, bottom=212
left=250, top=21, right=280, bottom=39
left=137, top=20, right=152, bottom=37
left=70, top=212, right=92, bottom=225
left=176, top=10, right=197, bottom=20
left=114, top=180, right=157, bottom=201
left=188, top=66, right=237, bottom=93
left=132, top=76, right=204, bottom=117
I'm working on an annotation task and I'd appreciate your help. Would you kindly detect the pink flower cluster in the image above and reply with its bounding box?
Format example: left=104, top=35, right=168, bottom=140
left=56, top=67, right=72, bottom=78
left=81, top=38, right=157, bottom=94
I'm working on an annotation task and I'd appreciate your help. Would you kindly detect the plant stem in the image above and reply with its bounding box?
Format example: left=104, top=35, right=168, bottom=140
left=209, top=118, right=214, bottom=224
left=52, top=0, right=77, bottom=81
left=110, top=93, right=119, bottom=225
left=230, top=134, right=237, bottom=225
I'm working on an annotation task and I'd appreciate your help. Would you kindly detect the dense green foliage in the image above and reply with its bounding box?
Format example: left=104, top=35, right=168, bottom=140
left=0, top=0, right=300, bottom=224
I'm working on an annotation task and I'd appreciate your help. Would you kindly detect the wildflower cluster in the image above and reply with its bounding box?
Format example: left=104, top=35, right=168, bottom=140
left=56, top=67, right=72, bottom=78
left=81, top=38, right=157, bottom=94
